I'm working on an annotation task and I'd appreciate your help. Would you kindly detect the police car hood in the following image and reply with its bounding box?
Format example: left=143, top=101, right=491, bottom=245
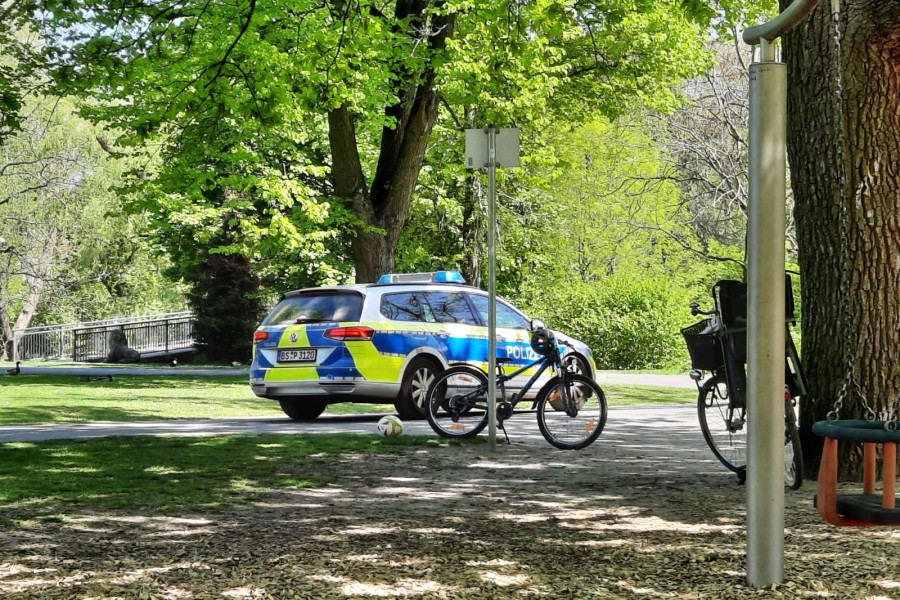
left=551, top=330, right=590, bottom=353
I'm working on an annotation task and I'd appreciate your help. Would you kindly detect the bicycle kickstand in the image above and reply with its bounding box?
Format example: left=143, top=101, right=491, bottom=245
left=500, top=425, right=511, bottom=445
left=496, top=417, right=511, bottom=445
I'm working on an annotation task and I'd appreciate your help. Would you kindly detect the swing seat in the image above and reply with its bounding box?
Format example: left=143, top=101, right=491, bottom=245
left=813, top=420, right=899, bottom=526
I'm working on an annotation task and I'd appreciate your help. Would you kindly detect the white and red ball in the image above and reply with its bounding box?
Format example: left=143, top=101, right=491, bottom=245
left=376, top=415, right=404, bottom=438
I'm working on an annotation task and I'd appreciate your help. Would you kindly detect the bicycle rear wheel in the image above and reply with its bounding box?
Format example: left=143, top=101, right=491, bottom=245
left=536, top=373, right=607, bottom=450
left=698, top=373, right=747, bottom=474
left=425, top=365, right=490, bottom=439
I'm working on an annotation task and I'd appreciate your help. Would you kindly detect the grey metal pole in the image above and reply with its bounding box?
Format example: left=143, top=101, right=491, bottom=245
left=746, top=38, right=787, bottom=587
left=487, top=127, right=498, bottom=452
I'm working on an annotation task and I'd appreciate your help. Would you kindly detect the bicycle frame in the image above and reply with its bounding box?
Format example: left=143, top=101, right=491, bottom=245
left=494, top=354, right=558, bottom=409
left=451, top=346, right=570, bottom=414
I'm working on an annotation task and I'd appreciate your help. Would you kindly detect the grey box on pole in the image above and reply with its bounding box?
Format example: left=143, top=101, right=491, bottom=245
left=465, top=128, right=520, bottom=168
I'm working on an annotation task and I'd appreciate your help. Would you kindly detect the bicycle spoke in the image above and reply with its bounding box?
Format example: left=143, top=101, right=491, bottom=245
left=537, top=374, right=607, bottom=450
left=698, top=376, right=747, bottom=472
left=426, top=366, right=489, bottom=439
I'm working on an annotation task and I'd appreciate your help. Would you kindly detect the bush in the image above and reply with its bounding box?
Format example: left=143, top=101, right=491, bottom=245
left=514, top=276, right=692, bottom=370
left=185, top=253, right=266, bottom=364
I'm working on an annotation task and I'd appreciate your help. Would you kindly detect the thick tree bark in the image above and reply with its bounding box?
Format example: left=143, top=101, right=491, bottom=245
left=783, top=1, right=900, bottom=478
left=461, top=174, right=483, bottom=288
left=327, top=6, right=455, bottom=283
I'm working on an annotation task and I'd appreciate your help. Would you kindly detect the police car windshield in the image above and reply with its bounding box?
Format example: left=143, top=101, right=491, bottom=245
left=262, top=293, right=363, bottom=326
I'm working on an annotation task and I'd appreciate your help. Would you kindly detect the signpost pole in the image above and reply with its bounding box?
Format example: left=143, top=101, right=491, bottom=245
left=486, top=127, right=498, bottom=451
left=464, top=126, right=519, bottom=453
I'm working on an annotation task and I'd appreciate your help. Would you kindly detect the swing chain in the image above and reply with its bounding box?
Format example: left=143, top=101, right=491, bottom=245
left=827, top=364, right=851, bottom=421
left=828, top=358, right=877, bottom=422
left=886, top=395, right=900, bottom=432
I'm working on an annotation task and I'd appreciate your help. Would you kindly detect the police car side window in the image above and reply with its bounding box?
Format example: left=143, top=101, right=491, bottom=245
left=422, top=292, right=479, bottom=325
left=469, top=295, right=530, bottom=329
left=380, top=293, right=425, bottom=322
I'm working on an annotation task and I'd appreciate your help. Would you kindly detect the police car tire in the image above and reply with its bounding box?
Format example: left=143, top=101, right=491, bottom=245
left=563, top=354, right=590, bottom=377
left=278, top=399, right=327, bottom=421
left=395, top=357, right=440, bottom=420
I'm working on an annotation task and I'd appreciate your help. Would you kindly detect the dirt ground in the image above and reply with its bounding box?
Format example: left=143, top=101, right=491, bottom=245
left=1, top=436, right=898, bottom=600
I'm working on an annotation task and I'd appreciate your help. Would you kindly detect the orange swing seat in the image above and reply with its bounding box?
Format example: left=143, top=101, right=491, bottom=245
left=813, top=420, right=899, bottom=526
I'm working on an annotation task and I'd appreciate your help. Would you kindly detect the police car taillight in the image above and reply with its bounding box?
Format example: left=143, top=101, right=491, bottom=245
left=324, top=326, right=375, bottom=341
left=253, top=331, right=269, bottom=344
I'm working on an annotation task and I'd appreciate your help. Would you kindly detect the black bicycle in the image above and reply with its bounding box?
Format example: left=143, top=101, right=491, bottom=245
left=425, top=328, right=608, bottom=450
left=681, top=276, right=806, bottom=489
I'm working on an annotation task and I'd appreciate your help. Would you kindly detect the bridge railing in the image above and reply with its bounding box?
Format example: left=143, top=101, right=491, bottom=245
left=12, top=312, right=195, bottom=362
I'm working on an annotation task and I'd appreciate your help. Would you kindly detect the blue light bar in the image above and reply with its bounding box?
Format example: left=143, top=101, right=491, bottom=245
left=432, top=270, right=466, bottom=283
left=376, top=271, right=467, bottom=285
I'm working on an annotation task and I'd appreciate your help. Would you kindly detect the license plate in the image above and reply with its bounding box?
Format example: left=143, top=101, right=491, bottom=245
left=278, top=348, right=317, bottom=363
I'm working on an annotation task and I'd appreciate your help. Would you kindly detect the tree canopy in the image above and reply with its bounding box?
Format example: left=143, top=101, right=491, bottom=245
left=27, top=0, right=720, bottom=285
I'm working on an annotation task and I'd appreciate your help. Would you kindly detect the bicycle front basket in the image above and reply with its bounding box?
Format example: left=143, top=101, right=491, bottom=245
left=681, top=320, right=725, bottom=371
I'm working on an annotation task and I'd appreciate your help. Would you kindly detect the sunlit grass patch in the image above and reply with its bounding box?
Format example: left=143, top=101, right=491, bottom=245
left=0, top=434, right=459, bottom=513
left=603, top=384, right=693, bottom=406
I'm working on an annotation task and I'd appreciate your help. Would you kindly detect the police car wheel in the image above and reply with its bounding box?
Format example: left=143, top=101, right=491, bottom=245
left=563, top=354, right=590, bottom=377
left=279, top=399, right=327, bottom=421
left=396, top=357, right=440, bottom=420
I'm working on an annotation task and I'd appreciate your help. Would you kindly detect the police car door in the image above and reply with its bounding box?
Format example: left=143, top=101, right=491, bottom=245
left=417, top=290, right=485, bottom=368
left=466, top=294, right=536, bottom=391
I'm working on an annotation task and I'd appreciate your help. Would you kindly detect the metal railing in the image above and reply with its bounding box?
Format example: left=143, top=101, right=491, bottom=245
left=12, top=312, right=195, bottom=362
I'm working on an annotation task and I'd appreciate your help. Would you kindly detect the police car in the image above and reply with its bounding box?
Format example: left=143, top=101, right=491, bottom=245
left=250, top=271, right=596, bottom=420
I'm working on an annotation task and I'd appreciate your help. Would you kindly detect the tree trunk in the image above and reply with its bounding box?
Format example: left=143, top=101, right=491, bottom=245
left=0, top=295, right=12, bottom=361
left=783, top=1, right=900, bottom=478
left=13, top=227, right=58, bottom=331
left=462, top=174, right=483, bottom=288
left=326, top=10, right=455, bottom=284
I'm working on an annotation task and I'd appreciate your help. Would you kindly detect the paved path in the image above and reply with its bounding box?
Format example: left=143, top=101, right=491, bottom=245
left=2, top=364, right=702, bottom=450
left=0, top=404, right=707, bottom=454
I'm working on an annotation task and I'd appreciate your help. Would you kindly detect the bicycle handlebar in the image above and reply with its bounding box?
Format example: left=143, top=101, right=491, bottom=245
left=690, top=302, right=717, bottom=317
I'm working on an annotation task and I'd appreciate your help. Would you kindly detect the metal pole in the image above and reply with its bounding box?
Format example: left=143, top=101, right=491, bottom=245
left=487, top=127, right=498, bottom=452
left=746, top=39, right=787, bottom=587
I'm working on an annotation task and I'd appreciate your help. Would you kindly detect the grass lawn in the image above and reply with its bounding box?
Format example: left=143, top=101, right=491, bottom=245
left=0, top=434, right=451, bottom=514
left=0, top=375, right=395, bottom=424
left=0, top=374, right=692, bottom=425
left=603, top=384, right=694, bottom=406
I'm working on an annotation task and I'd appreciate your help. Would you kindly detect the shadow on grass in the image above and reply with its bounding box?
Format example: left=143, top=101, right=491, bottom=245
left=0, top=434, right=444, bottom=513
left=0, top=432, right=896, bottom=599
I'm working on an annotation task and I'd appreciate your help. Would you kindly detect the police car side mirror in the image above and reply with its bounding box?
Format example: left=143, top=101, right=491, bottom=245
left=530, top=319, right=545, bottom=330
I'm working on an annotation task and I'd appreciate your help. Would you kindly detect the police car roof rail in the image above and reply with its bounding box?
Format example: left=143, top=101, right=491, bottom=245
left=376, top=271, right=467, bottom=285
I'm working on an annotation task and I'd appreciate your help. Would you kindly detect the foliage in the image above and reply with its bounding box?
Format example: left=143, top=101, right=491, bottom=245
left=519, top=274, right=692, bottom=370
left=0, top=96, right=186, bottom=358
left=0, top=12, right=44, bottom=142
left=185, top=253, right=265, bottom=363
left=27, top=0, right=722, bottom=286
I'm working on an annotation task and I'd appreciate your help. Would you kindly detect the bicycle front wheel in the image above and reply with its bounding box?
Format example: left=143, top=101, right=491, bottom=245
left=425, top=365, right=490, bottom=439
left=784, top=399, right=803, bottom=489
left=536, top=373, right=608, bottom=450
left=698, top=374, right=746, bottom=473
